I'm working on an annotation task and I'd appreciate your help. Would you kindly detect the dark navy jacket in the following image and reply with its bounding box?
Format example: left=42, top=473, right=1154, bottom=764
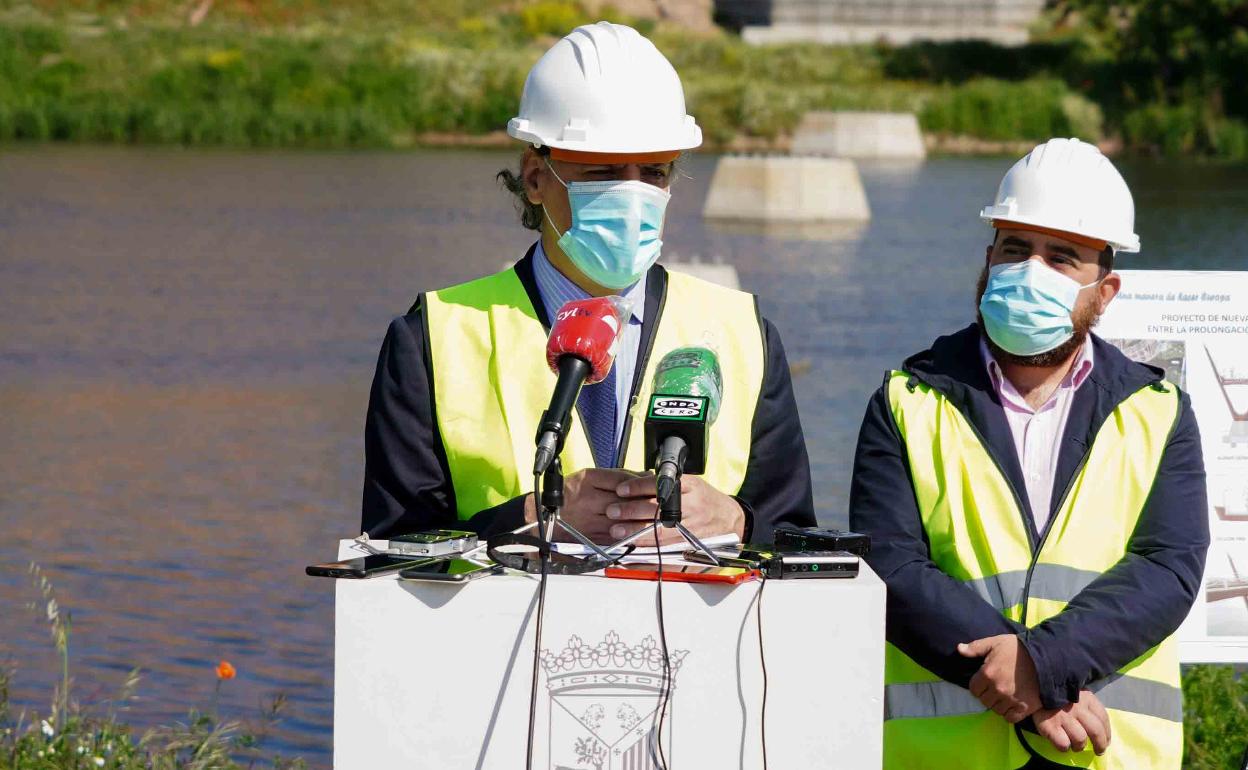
left=361, top=248, right=816, bottom=542
left=850, top=324, right=1208, bottom=710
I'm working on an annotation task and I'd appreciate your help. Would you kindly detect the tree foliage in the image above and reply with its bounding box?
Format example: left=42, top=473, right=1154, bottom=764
left=1050, top=0, right=1248, bottom=155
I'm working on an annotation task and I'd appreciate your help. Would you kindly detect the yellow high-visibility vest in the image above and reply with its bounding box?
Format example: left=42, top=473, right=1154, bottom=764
left=422, top=265, right=765, bottom=519
left=884, top=371, right=1182, bottom=770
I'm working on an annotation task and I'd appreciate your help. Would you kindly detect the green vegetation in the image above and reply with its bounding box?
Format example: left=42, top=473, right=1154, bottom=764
left=0, top=0, right=1243, bottom=151
left=1051, top=0, right=1248, bottom=158
left=3, top=565, right=1248, bottom=766
left=1183, top=663, right=1248, bottom=770
left=0, top=0, right=1099, bottom=151
left=1, top=566, right=303, bottom=769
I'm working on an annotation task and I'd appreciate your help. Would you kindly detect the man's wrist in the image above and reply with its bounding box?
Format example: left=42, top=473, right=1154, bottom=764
left=731, top=496, right=752, bottom=540
left=1018, top=633, right=1071, bottom=710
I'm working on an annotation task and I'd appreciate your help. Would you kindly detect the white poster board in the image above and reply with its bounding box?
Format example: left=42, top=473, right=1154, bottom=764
left=1098, top=270, right=1248, bottom=663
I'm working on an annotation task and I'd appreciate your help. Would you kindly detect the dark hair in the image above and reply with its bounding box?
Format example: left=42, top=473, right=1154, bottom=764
left=497, top=146, right=550, bottom=232
left=496, top=147, right=685, bottom=231
left=1098, top=245, right=1114, bottom=275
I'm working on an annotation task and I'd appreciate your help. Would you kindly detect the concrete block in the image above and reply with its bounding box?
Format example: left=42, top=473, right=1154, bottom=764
left=702, top=155, right=871, bottom=223
left=791, top=111, right=926, bottom=160
left=663, top=256, right=741, bottom=289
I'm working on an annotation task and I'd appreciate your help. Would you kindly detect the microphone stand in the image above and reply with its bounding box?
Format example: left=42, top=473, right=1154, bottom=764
left=605, top=467, right=722, bottom=565
left=511, top=462, right=612, bottom=560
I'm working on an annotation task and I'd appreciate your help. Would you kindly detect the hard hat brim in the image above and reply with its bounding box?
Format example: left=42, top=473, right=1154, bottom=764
left=989, top=220, right=1109, bottom=252
left=547, top=148, right=681, bottom=164
left=981, top=209, right=1140, bottom=254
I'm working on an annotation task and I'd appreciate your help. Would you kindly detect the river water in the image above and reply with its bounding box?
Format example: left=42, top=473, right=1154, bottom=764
left=1, top=146, right=1244, bottom=765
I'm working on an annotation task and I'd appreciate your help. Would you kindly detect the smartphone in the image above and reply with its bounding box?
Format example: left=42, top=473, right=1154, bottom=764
left=306, top=554, right=436, bottom=579
left=682, top=545, right=776, bottom=568
left=399, top=558, right=502, bottom=583
left=605, top=563, right=758, bottom=585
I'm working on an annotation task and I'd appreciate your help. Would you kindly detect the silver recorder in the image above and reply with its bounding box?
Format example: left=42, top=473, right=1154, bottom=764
left=387, top=530, right=478, bottom=557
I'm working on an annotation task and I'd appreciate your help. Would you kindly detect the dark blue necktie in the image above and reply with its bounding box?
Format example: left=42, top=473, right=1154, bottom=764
left=578, top=368, right=618, bottom=468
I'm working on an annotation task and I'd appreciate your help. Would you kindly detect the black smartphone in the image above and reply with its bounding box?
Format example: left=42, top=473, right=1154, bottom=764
left=305, top=554, right=435, bottom=579
left=399, top=558, right=502, bottom=583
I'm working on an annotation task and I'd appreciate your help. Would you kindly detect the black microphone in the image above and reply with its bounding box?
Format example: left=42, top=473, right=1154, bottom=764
left=644, top=347, right=723, bottom=502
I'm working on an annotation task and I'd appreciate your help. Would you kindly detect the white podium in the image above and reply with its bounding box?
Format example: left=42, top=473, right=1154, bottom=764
left=332, top=540, right=885, bottom=769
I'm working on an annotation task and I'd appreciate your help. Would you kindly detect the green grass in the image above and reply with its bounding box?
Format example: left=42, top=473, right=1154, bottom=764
left=0, top=0, right=1242, bottom=155
left=1, top=565, right=305, bottom=770
left=0, top=1, right=1099, bottom=150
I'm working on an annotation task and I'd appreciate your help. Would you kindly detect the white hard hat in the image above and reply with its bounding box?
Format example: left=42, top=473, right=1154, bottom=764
left=980, top=137, right=1139, bottom=253
left=507, top=22, right=702, bottom=157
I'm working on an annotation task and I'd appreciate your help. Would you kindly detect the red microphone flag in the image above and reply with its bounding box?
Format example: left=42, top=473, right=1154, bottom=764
left=545, top=296, right=632, bottom=384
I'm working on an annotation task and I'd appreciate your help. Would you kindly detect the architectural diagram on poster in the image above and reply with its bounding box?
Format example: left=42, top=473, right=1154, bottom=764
left=1100, top=270, right=1248, bottom=661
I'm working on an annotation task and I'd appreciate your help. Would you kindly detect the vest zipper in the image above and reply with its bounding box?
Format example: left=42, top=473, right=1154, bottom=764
left=615, top=278, right=669, bottom=467
left=1018, top=444, right=1094, bottom=621
left=1020, top=381, right=1167, bottom=617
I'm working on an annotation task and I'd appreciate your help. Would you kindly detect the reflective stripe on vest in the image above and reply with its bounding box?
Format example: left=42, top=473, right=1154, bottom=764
left=885, top=670, right=1182, bottom=723
left=884, top=371, right=1183, bottom=770
left=962, top=563, right=1102, bottom=613
left=423, top=267, right=765, bottom=519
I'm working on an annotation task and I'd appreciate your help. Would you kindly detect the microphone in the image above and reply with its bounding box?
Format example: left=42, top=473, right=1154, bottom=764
left=644, top=347, right=723, bottom=503
left=533, top=296, right=631, bottom=475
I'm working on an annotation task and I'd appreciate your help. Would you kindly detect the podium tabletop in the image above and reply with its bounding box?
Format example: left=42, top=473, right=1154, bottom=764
left=332, top=539, right=885, bottom=769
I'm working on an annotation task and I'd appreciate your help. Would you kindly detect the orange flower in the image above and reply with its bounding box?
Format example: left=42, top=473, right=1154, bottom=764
left=216, top=660, right=236, bottom=680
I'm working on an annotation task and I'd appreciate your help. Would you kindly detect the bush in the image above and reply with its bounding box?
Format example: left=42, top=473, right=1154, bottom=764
left=1211, top=119, right=1248, bottom=161
left=518, top=1, right=589, bottom=39
left=919, top=77, right=1102, bottom=142
left=1183, top=664, right=1248, bottom=770
left=880, top=39, right=1077, bottom=84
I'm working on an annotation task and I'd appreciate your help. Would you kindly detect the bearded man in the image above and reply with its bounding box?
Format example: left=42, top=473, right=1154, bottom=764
left=849, top=138, right=1208, bottom=769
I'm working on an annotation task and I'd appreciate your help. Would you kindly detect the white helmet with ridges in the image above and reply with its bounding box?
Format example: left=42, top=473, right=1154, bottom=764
left=980, top=137, right=1140, bottom=254
left=507, top=21, right=702, bottom=160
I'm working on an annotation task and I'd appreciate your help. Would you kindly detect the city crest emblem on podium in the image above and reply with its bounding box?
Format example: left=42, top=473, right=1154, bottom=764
left=540, top=631, right=688, bottom=770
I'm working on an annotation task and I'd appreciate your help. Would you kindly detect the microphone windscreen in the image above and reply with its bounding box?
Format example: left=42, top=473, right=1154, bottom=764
left=545, top=296, right=631, bottom=384
left=652, top=346, right=723, bottom=424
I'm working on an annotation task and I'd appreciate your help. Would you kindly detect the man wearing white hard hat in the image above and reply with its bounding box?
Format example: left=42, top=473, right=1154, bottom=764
left=360, top=22, right=815, bottom=545
left=850, top=138, right=1207, bottom=769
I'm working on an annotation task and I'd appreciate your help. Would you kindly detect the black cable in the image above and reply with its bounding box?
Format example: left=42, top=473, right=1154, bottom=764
left=756, top=576, right=769, bottom=770
left=525, top=471, right=548, bottom=770
left=652, top=506, right=672, bottom=769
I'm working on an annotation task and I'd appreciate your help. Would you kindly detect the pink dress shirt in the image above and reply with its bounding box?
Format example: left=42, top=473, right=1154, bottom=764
left=981, top=339, right=1095, bottom=532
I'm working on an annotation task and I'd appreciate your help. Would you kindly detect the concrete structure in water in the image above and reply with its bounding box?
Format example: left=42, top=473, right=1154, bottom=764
left=791, top=112, right=926, bottom=160
left=665, top=257, right=742, bottom=290
left=702, top=155, right=871, bottom=223
left=733, top=0, right=1045, bottom=46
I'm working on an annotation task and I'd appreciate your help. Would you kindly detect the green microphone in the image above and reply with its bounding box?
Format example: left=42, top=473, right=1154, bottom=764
left=646, top=346, right=723, bottom=503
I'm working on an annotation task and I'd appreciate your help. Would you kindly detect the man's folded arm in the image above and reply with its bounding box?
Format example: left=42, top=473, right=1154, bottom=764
left=361, top=309, right=529, bottom=538
left=850, top=384, right=1027, bottom=687
left=1021, top=398, right=1209, bottom=707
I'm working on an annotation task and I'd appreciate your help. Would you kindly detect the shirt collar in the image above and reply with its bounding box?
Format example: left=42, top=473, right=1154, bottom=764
left=531, top=240, right=646, bottom=325
left=981, top=335, right=1096, bottom=412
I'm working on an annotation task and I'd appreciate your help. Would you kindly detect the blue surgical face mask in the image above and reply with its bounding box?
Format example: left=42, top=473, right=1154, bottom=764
left=979, top=259, right=1101, bottom=356
left=543, top=161, right=671, bottom=290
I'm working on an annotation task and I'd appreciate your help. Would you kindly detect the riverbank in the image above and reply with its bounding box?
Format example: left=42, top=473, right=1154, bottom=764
left=3, top=1, right=1246, bottom=157
left=0, top=2, right=1103, bottom=155
left=413, top=128, right=1054, bottom=157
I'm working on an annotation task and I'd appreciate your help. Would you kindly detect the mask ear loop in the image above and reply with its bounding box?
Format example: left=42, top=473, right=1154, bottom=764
left=540, top=157, right=570, bottom=242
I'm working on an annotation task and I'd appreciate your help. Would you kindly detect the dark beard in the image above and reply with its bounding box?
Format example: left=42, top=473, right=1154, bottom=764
left=975, top=266, right=1102, bottom=368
